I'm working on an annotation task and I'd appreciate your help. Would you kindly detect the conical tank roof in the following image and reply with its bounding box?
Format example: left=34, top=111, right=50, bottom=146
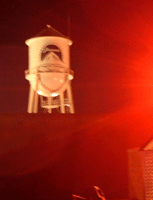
left=35, top=25, right=66, bottom=38
left=26, top=25, right=72, bottom=45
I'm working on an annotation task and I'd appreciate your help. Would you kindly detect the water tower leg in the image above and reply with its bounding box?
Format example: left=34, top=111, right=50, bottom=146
left=60, top=93, right=65, bottom=113
left=48, top=96, right=52, bottom=113
left=27, top=85, right=35, bottom=113
left=33, top=76, right=39, bottom=113
left=33, top=92, right=39, bottom=113
left=67, top=82, right=75, bottom=113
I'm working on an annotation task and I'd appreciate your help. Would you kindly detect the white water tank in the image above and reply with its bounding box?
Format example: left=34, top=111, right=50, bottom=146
left=25, top=25, right=73, bottom=97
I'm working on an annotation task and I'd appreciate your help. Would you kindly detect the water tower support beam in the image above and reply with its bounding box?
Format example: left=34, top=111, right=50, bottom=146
left=67, top=82, right=75, bottom=113
left=27, top=85, right=35, bottom=113
left=33, top=92, right=39, bottom=113
left=48, top=96, right=52, bottom=113
left=33, top=76, right=39, bottom=113
left=60, top=93, right=65, bottom=113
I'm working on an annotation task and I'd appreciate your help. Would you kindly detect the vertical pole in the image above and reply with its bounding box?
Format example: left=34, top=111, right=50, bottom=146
left=67, top=81, right=75, bottom=113
left=33, top=92, right=39, bottom=113
left=33, top=75, right=39, bottom=113
left=27, top=85, right=35, bottom=113
left=68, top=15, right=71, bottom=39
left=48, top=96, right=52, bottom=113
left=60, top=93, right=65, bottom=113
left=67, top=20, right=75, bottom=113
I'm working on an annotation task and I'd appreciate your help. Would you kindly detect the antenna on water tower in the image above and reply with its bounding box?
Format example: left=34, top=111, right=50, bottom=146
left=68, top=15, right=71, bottom=39
left=25, top=25, right=75, bottom=113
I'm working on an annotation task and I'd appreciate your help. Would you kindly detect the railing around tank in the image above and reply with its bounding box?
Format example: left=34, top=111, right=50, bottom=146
left=25, top=64, right=74, bottom=79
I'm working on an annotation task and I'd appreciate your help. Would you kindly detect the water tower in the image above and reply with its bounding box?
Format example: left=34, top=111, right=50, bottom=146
left=25, top=25, right=75, bottom=113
